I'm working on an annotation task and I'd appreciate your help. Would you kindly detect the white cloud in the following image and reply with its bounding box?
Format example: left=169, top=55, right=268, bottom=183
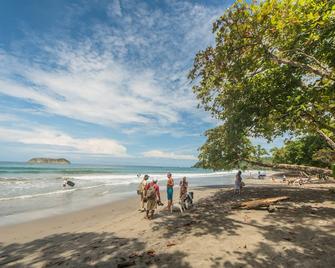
left=0, top=53, right=180, bottom=127
left=0, top=1, right=227, bottom=148
left=0, top=126, right=127, bottom=156
left=142, top=150, right=197, bottom=160
left=0, top=113, right=19, bottom=122
left=107, top=0, right=122, bottom=17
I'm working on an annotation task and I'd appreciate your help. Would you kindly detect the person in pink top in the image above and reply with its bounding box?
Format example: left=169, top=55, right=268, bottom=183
left=144, top=179, right=161, bottom=219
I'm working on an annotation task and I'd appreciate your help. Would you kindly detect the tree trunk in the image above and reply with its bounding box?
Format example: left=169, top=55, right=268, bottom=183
left=237, top=196, right=289, bottom=210
left=301, top=112, right=335, bottom=149
left=316, top=129, right=335, bottom=150
left=302, top=112, right=335, bottom=135
left=244, top=159, right=332, bottom=176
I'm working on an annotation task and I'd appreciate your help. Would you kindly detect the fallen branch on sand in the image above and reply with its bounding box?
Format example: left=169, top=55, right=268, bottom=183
left=235, top=196, right=289, bottom=210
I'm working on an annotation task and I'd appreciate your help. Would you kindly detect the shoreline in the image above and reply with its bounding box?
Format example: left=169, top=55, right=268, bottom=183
left=0, top=184, right=222, bottom=243
left=1, top=180, right=334, bottom=267
left=0, top=169, right=281, bottom=228
left=0, top=167, right=240, bottom=227
left=0, top=171, right=314, bottom=229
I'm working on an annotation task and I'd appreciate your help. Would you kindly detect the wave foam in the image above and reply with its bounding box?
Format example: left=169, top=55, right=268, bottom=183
left=0, top=188, right=78, bottom=201
left=71, top=171, right=236, bottom=182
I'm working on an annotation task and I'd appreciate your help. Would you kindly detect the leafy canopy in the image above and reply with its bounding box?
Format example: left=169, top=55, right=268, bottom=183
left=189, top=0, right=335, bottom=169
left=271, top=135, right=332, bottom=168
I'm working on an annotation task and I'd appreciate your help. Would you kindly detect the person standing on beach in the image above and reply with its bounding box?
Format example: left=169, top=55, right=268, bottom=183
left=179, top=176, right=188, bottom=201
left=138, top=174, right=149, bottom=212
left=144, top=179, right=161, bottom=219
left=166, top=172, right=174, bottom=212
left=234, top=171, right=243, bottom=194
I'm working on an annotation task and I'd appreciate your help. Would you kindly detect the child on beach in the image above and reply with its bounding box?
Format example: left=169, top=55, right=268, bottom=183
left=179, top=176, right=188, bottom=201
left=234, top=171, right=243, bottom=194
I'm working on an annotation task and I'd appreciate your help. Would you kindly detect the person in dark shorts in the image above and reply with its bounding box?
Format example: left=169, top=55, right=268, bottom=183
left=166, top=172, right=174, bottom=212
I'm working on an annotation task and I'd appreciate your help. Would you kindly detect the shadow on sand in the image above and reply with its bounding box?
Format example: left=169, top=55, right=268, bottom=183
left=152, top=184, right=335, bottom=267
left=0, top=231, right=191, bottom=267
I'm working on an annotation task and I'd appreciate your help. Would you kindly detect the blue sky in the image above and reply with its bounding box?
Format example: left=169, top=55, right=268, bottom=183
left=0, top=0, right=285, bottom=166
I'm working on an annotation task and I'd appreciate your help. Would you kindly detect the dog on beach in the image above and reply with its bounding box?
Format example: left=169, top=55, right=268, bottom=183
left=172, top=203, right=184, bottom=213
left=172, top=192, right=194, bottom=213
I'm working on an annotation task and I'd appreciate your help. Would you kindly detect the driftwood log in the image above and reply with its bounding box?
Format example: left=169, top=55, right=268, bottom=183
left=236, top=196, right=289, bottom=210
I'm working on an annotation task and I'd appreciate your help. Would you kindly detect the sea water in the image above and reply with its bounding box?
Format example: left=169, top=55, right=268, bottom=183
left=0, top=162, right=245, bottom=226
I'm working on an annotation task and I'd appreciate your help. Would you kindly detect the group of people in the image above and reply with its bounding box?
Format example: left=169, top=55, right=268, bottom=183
left=138, top=170, right=244, bottom=219
left=137, top=172, right=188, bottom=220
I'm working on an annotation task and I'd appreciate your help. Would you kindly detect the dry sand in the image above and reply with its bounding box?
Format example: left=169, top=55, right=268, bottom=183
left=1, top=179, right=335, bottom=267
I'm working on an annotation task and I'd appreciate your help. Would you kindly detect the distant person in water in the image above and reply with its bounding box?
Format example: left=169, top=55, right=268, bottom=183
left=166, top=172, right=174, bottom=212
left=144, top=178, right=161, bottom=220
left=138, top=174, right=149, bottom=212
left=63, top=178, right=68, bottom=188
left=234, top=171, right=243, bottom=194
left=179, top=176, right=188, bottom=201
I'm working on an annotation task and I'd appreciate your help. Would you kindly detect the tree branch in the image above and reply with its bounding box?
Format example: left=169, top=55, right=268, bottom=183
left=315, top=129, right=335, bottom=151
left=269, top=52, right=335, bottom=81
left=244, top=159, right=332, bottom=176
left=282, top=49, right=333, bottom=75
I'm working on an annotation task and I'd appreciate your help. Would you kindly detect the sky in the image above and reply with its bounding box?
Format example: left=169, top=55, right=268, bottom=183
left=0, top=0, right=285, bottom=166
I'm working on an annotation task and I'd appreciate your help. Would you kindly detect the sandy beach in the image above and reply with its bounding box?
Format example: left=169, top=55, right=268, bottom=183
left=1, top=179, right=335, bottom=267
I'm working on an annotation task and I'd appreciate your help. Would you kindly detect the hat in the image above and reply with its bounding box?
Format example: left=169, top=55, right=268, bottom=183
left=153, top=178, right=158, bottom=183
left=144, top=174, right=149, bottom=180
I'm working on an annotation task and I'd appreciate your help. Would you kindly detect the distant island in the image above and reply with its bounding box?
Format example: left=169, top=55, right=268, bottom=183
left=27, top=158, right=71, bottom=164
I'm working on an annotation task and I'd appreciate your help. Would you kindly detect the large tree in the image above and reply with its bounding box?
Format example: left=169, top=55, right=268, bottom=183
left=189, top=0, right=335, bottom=174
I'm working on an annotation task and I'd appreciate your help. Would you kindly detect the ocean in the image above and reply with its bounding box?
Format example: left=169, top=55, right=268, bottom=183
left=0, top=162, right=242, bottom=226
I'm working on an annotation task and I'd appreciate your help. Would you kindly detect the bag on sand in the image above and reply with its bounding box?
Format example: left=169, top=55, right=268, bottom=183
left=147, top=184, right=156, bottom=199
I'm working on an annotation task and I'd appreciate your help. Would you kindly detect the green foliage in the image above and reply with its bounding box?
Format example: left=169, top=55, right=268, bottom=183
left=271, top=135, right=331, bottom=168
left=189, top=0, right=335, bottom=170
left=194, top=125, right=268, bottom=170
left=194, top=125, right=253, bottom=170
